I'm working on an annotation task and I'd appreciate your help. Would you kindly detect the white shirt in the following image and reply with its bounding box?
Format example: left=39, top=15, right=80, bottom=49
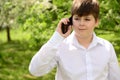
left=29, top=31, right=120, bottom=80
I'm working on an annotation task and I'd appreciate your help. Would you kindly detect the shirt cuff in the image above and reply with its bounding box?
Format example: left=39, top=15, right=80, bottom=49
left=47, top=31, right=65, bottom=47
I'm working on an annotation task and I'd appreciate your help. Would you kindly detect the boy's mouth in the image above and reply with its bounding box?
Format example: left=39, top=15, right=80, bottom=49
left=78, top=28, right=87, bottom=30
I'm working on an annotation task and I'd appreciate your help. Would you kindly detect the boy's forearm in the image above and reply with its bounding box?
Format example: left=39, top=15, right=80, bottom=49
left=29, top=31, right=65, bottom=76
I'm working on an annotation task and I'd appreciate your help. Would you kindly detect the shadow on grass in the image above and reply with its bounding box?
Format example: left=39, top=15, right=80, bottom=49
left=0, top=40, right=38, bottom=68
left=0, top=40, right=56, bottom=80
left=0, top=40, right=31, bottom=51
left=0, top=40, right=37, bottom=80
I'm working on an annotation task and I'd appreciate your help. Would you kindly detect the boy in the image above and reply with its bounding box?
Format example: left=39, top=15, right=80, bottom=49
left=29, top=0, right=120, bottom=80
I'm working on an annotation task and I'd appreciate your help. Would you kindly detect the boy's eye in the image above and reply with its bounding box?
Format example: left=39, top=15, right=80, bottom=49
left=85, top=18, right=90, bottom=21
left=74, top=17, right=79, bottom=20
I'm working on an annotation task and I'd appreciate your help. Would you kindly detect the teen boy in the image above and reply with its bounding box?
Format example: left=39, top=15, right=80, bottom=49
left=29, top=0, right=120, bottom=80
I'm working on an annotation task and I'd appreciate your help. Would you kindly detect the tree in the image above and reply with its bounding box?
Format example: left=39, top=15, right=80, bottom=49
left=17, top=0, right=72, bottom=48
left=0, top=1, right=14, bottom=41
left=0, top=0, right=35, bottom=42
left=98, top=0, right=120, bottom=32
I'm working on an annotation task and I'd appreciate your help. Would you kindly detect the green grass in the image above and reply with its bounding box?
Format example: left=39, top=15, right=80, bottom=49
left=0, top=28, right=120, bottom=80
left=0, top=28, right=31, bottom=42
left=0, top=28, right=56, bottom=80
left=0, top=40, right=56, bottom=80
left=0, top=41, right=55, bottom=80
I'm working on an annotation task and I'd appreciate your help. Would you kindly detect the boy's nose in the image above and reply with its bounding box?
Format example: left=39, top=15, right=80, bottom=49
left=79, top=20, right=85, bottom=26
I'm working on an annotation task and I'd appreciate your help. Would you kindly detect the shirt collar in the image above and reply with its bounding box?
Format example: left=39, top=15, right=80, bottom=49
left=92, top=33, right=105, bottom=46
left=68, top=32, right=104, bottom=49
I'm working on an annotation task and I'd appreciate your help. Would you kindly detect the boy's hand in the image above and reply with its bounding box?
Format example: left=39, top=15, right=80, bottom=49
left=56, top=18, right=72, bottom=38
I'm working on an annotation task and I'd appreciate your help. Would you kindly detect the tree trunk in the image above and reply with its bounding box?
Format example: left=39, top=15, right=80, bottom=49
left=6, top=26, right=11, bottom=42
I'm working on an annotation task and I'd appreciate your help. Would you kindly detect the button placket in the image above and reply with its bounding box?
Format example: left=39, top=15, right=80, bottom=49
left=85, top=51, right=93, bottom=80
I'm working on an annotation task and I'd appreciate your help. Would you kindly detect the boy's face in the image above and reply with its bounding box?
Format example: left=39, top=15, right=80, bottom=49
left=72, top=14, right=98, bottom=38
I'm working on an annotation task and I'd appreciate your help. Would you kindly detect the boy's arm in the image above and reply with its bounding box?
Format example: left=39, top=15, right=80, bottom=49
left=29, top=18, right=72, bottom=76
left=29, top=31, right=64, bottom=76
left=108, top=44, right=120, bottom=80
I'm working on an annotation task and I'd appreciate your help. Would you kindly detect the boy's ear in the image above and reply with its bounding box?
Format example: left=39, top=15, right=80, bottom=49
left=95, top=19, right=99, bottom=27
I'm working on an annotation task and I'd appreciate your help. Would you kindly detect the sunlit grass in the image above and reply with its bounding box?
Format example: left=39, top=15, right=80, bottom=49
left=0, top=28, right=31, bottom=42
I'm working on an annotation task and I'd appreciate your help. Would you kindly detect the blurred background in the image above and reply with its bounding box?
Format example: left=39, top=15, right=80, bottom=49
left=0, top=0, right=120, bottom=80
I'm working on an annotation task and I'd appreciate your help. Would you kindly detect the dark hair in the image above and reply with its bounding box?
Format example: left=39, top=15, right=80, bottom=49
left=71, top=0, right=99, bottom=20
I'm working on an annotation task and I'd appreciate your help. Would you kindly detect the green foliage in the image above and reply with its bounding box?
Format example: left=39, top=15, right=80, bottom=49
left=20, top=1, right=57, bottom=47
left=18, top=0, right=72, bottom=48
left=16, top=0, right=120, bottom=48
left=99, top=0, right=120, bottom=31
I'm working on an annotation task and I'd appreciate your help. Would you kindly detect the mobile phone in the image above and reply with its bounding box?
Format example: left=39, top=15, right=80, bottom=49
left=61, top=16, right=72, bottom=34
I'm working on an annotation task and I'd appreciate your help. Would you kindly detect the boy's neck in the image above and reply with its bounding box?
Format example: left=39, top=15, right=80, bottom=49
left=75, top=34, right=93, bottom=49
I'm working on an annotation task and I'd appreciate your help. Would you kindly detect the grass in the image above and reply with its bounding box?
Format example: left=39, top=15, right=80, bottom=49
left=0, top=28, right=120, bottom=80
left=0, top=40, right=56, bottom=80
left=0, top=28, right=55, bottom=80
